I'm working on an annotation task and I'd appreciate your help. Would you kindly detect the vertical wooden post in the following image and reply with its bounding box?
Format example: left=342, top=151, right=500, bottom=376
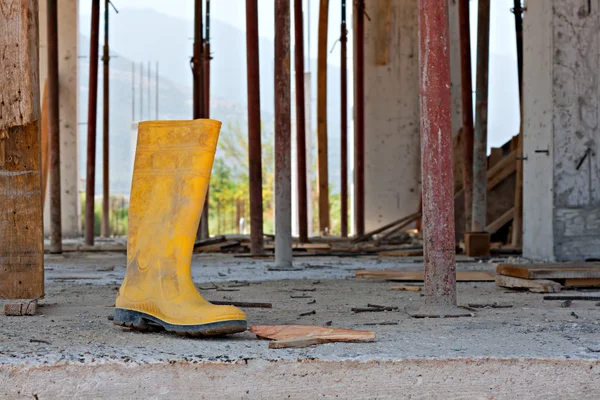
left=246, top=0, right=264, bottom=255
left=0, top=0, right=44, bottom=299
left=317, top=0, right=330, bottom=235
left=47, top=0, right=62, bottom=253
left=274, top=0, right=293, bottom=269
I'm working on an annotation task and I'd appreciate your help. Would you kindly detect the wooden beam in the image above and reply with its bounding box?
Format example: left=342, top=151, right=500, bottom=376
left=375, top=0, right=391, bottom=66
left=317, top=0, right=330, bottom=234
left=0, top=0, right=44, bottom=299
left=355, top=270, right=495, bottom=282
left=486, top=207, right=515, bottom=234
left=497, top=263, right=600, bottom=280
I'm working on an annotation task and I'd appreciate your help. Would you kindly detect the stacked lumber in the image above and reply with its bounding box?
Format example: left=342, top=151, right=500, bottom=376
left=495, top=263, right=600, bottom=293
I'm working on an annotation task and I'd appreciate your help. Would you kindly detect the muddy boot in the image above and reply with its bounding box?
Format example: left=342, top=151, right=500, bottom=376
left=113, top=120, right=247, bottom=336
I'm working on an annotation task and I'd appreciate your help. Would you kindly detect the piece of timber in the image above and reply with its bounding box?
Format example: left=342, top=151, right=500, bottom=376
left=269, top=337, right=328, bottom=349
left=496, top=263, right=600, bottom=280
left=194, top=240, right=242, bottom=252
left=379, top=250, right=424, bottom=257
left=486, top=207, right=515, bottom=234
left=375, top=0, right=392, bottom=66
left=264, top=243, right=332, bottom=250
left=355, top=270, right=495, bottom=282
left=391, top=286, right=422, bottom=292
left=495, top=275, right=561, bottom=293
left=352, top=211, right=421, bottom=243
left=250, top=325, right=376, bottom=342
left=41, top=79, right=49, bottom=204
left=562, top=278, right=600, bottom=288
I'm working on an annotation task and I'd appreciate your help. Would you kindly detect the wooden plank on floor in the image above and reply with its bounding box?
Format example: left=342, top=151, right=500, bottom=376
left=379, top=249, right=424, bottom=257
left=495, top=275, right=561, bottom=293
left=496, top=263, right=600, bottom=280
left=563, top=278, right=600, bottom=288
left=264, top=243, right=332, bottom=250
left=355, top=270, right=495, bottom=281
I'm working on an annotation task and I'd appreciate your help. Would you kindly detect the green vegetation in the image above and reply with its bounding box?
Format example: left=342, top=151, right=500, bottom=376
left=80, top=194, right=129, bottom=237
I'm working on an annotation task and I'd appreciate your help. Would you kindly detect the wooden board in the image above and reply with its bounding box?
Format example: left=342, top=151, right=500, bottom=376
left=264, top=243, right=332, bottom=250
left=391, top=286, right=421, bottom=292
left=563, top=278, right=600, bottom=288
left=250, top=325, right=376, bottom=343
left=375, top=0, right=392, bottom=65
left=495, top=275, right=561, bottom=293
left=379, top=250, right=424, bottom=257
left=355, top=270, right=495, bottom=282
left=496, top=263, right=600, bottom=280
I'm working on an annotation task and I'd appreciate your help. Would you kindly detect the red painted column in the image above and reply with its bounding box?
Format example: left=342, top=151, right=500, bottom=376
left=246, top=0, right=264, bottom=255
left=412, top=0, right=469, bottom=317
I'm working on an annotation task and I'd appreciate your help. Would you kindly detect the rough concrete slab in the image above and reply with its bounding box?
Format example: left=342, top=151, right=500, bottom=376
left=2, top=253, right=599, bottom=398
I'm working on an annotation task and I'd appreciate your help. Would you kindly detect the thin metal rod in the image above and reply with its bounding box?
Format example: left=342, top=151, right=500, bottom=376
left=340, top=0, right=348, bottom=237
left=155, top=61, right=159, bottom=119
left=47, top=0, right=62, bottom=253
left=139, top=62, right=143, bottom=120
left=147, top=61, right=151, bottom=121
left=199, top=0, right=211, bottom=239
left=275, top=0, right=293, bottom=268
left=131, top=62, right=135, bottom=122
left=85, top=0, right=101, bottom=246
left=418, top=0, right=458, bottom=308
left=317, top=0, right=330, bottom=234
left=193, top=0, right=208, bottom=239
left=246, top=0, right=264, bottom=255
left=512, top=0, right=524, bottom=248
left=471, top=0, right=490, bottom=232
left=294, top=0, right=308, bottom=243
left=354, top=0, right=365, bottom=237
left=101, top=0, right=110, bottom=238
left=458, top=0, right=474, bottom=233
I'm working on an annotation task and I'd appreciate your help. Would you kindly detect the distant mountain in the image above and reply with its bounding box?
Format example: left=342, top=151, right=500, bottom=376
left=78, top=8, right=344, bottom=195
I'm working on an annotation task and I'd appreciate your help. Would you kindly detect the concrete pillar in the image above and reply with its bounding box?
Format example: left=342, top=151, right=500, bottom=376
left=523, top=0, right=600, bottom=261
left=364, top=0, right=420, bottom=231
left=40, top=0, right=81, bottom=237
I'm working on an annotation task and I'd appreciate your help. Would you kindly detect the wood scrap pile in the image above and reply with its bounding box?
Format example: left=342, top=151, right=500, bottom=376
left=495, top=263, right=600, bottom=293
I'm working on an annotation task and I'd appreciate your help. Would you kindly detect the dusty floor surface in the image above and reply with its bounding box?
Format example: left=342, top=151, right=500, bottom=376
left=1, top=252, right=599, bottom=365
left=2, top=253, right=600, bottom=399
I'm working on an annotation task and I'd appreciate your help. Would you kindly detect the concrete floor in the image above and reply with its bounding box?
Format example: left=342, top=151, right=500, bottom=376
left=2, top=253, right=600, bottom=398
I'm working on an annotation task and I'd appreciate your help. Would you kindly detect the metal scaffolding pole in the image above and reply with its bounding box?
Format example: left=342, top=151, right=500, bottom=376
left=85, top=0, right=101, bottom=246
left=409, top=0, right=470, bottom=318
left=294, top=0, right=308, bottom=243
left=101, top=0, right=110, bottom=238
left=47, top=0, right=62, bottom=253
left=511, top=0, right=524, bottom=248
left=274, top=0, right=293, bottom=268
left=458, top=0, right=474, bottom=233
left=471, top=0, right=490, bottom=233
left=155, top=61, right=159, bottom=119
left=340, top=0, right=348, bottom=237
left=246, top=0, right=264, bottom=255
left=199, top=0, right=211, bottom=239
left=317, top=0, right=330, bottom=234
left=354, top=0, right=365, bottom=237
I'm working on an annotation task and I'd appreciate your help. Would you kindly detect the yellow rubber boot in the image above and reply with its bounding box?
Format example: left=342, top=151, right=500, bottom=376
left=113, top=120, right=247, bottom=336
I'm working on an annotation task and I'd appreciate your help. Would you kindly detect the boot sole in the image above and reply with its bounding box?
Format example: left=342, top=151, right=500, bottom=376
left=113, top=308, right=247, bottom=337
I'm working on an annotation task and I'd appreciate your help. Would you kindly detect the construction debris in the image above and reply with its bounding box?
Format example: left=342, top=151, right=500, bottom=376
left=250, top=325, right=376, bottom=349
left=209, top=300, right=272, bottom=308
left=543, top=295, right=600, bottom=301
left=495, top=263, right=600, bottom=292
left=3, top=299, right=38, bottom=316
left=356, top=270, right=495, bottom=282
left=391, top=285, right=422, bottom=292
